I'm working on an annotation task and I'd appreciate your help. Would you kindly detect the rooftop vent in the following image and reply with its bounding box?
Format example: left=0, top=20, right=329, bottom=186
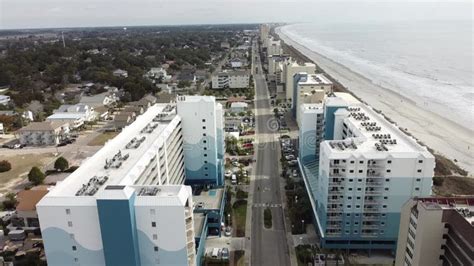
left=75, top=176, right=109, bottom=196
left=138, top=187, right=161, bottom=196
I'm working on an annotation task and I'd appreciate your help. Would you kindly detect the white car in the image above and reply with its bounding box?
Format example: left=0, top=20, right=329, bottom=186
left=285, top=155, right=295, bottom=160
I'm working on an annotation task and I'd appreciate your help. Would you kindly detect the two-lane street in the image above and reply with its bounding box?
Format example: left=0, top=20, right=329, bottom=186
left=250, top=42, right=291, bottom=266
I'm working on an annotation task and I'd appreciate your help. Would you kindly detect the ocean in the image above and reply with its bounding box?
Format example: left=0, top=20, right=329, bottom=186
left=280, top=21, right=473, bottom=129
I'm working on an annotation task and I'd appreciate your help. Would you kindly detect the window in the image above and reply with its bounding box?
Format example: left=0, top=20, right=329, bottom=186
left=383, top=205, right=387, bottom=208
left=202, top=119, right=206, bottom=122
left=204, top=147, right=207, bottom=150
left=152, top=222, right=156, bottom=227
left=153, top=234, right=157, bottom=240
left=415, top=187, right=420, bottom=191
left=354, top=230, right=358, bottom=234
left=350, top=161, right=355, bottom=164
left=386, top=169, right=391, bottom=173
left=345, top=230, right=350, bottom=234
left=358, top=170, right=363, bottom=173
left=203, top=133, right=206, bottom=136
left=355, top=213, right=360, bottom=217
left=349, top=179, right=354, bottom=182
left=417, top=169, right=422, bottom=173
left=349, top=170, right=354, bottom=173
left=346, top=213, right=351, bottom=217
left=347, top=196, right=352, bottom=200
left=385, top=178, right=390, bottom=182
left=356, top=205, right=360, bottom=209
left=74, top=258, right=79, bottom=262
left=383, top=196, right=388, bottom=199
left=356, top=196, right=361, bottom=200
left=418, top=160, right=423, bottom=163
left=381, top=214, right=386, bottom=217
left=359, top=160, right=364, bottom=164
left=204, top=154, right=207, bottom=157
left=72, top=246, right=77, bottom=251
left=346, top=222, right=350, bottom=225
left=387, top=160, right=392, bottom=164
left=416, top=178, right=421, bottom=182
left=70, top=233, right=75, bottom=239
left=357, top=188, right=362, bottom=191
left=203, top=140, right=207, bottom=143
left=68, top=221, right=73, bottom=227
left=347, top=205, right=351, bottom=208
left=358, top=179, right=362, bottom=182
left=381, top=222, right=385, bottom=226
left=150, top=209, right=156, bottom=215
left=354, top=222, right=359, bottom=225
left=154, top=246, right=159, bottom=252
left=202, top=126, right=206, bottom=129
left=205, top=174, right=209, bottom=177
left=204, top=167, right=208, bottom=170
left=204, top=161, right=208, bottom=164
left=384, top=188, right=389, bottom=191
left=348, top=188, right=353, bottom=191
left=66, top=209, right=71, bottom=215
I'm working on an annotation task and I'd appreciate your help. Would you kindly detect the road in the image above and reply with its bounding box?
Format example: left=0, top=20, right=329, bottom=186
left=250, top=41, right=291, bottom=265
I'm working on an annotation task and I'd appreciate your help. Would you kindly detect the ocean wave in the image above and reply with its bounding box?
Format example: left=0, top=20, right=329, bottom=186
left=280, top=23, right=474, bottom=128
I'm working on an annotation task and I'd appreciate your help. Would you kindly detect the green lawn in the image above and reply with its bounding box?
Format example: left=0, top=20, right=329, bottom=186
left=232, top=200, right=247, bottom=237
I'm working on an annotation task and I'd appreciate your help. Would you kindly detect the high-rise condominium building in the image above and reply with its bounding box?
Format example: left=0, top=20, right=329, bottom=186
left=299, top=93, right=435, bottom=252
left=176, top=95, right=224, bottom=186
left=395, top=197, right=474, bottom=266
left=38, top=97, right=225, bottom=266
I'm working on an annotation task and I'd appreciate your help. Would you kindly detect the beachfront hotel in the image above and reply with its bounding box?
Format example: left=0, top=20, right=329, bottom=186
left=298, top=92, right=435, bottom=252
left=284, top=61, right=316, bottom=102
left=177, top=95, right=225, bottom=186
left=292, top=72, right=333, bottom=126
left=37, top=97, right=225, bottom=266
left=395, top=197, right=474, bottom=266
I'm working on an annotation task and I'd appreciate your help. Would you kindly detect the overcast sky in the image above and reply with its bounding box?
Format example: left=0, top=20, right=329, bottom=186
left=0, top=0, right=472, bottom=29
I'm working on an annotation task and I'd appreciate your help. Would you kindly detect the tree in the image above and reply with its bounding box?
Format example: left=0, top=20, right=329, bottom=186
left=28, top=167, right=45, bottom=185
left=0, top=160, right=12, bottom=173
left=2, top=192, right=17, bottom=210
left=54, top=157, right=69, bottom=172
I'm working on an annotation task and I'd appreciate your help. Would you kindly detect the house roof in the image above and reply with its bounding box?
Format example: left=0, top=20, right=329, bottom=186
left=56, top=104, right=90, bottom=113
left=231, top=102, right=248, bottom=108
left=16, top=189, right=49, bottom=212
left=18, top=121, right=67, bottom=132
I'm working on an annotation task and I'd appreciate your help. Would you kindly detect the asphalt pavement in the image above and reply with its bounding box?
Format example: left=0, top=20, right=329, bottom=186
left=249, top=42, right=291, bottom=266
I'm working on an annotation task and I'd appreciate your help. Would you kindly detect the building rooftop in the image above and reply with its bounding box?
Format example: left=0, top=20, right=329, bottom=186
left=417, top=197, right=474, bottom=224
left=16, top=189, right=49, bottom=212
left=47, top=113, right=85, bottom=120
left=193, top=188, right=224, bottom=210
left=323, top=93, right=433, bottom=157
left=230, top=102, right=248, bottom=108
left=298, top=73, right=332, bottom=86
left=18, top=121, right=67, bottom=132
left=45, top=104, right=180, bottom=198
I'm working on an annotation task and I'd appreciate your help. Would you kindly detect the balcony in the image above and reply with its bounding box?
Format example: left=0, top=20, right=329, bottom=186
left=185, top=207, right=192, bottom=219
left=327, top=215, right=343, bottom=221
left=364, top=207, right=381, bottom=213
left=363, top=216, right=381, bottom=221
left=365, top=190, right=383, bottom=196
left=362, top=224, right=379, bottom=229
left=366, top=181, right=384, bottom=187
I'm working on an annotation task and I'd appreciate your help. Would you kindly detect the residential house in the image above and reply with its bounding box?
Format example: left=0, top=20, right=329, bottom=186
left=230, top=102, right=248, bottom=113
left=15, top=187, right=49, bottom=228
left=211, top=70, right=249, bottom=89
left=113, top=112, right=135, bottom=130
left=112, top=69, right=128, bottom=78
left=0, top=95, right=10, bottom=105
left=80, top=92, right=118, bottom=108
left=224, top=117, right=242, bottom=132
left=46, top=103, right=95, bottom=129
left=18, top=121, right=69, bottom=146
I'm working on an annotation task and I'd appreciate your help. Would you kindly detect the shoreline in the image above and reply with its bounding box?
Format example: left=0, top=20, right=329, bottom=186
left=275, top=26, right=474, bottom=175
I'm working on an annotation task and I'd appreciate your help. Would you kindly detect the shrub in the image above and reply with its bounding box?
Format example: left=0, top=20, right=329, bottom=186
left=0, top=160, right=11, bottom=173
left=433, top=176, right=445, bottom=187
left=28, top=167, right=45, bottom=185
left=264, top=208, right=272, bottom=228
left=54, top=157, right=69, bottom=172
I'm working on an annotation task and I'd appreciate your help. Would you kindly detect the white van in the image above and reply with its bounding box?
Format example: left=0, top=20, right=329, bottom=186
left=211, top=248, right=220, bottom=259
left=231, top=174, right=237, bottom=185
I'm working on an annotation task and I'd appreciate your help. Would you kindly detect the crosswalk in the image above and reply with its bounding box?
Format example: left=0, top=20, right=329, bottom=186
left=252, top=203, right=282, bottom=208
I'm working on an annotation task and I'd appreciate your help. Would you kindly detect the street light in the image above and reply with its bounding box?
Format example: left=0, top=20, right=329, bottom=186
left=227, top=214, right=231, bottom=226
left=302, top=219, right=305, bottom=233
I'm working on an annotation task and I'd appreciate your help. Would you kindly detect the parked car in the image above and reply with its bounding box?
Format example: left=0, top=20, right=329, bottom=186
left=285, top=155, right=295, bottom=160
left=224, top=227, right=232, bottom=237
left=221, top=248, right=230, bottom=260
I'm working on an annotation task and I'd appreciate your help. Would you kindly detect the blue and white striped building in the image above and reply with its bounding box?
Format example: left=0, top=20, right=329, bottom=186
left=299, top=92, right=434, bottom=252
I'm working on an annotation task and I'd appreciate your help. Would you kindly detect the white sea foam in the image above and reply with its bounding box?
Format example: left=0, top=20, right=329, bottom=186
left=280, top=22, right=473, bottom=129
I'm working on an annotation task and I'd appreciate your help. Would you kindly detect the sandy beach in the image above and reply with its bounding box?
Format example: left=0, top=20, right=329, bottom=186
left=276, top=27, right=474, bottom=175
